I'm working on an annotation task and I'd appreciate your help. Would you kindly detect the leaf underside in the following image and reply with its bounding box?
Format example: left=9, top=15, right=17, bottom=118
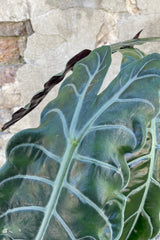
left=0, top=42, right=160, bottom=240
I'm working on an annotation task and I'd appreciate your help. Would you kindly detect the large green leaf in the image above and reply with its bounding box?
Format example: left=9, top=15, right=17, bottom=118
left=1, top=45, right=160, bottom=240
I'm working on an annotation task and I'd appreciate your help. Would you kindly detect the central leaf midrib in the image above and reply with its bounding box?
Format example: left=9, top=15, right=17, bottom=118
left=35, top=142, right=77, bottom=240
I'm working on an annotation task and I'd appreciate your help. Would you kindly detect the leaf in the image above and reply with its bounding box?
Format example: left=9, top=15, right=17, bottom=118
left=1, top=45, right=160, bottom=240
left=117, top=48, right=160, bottom=240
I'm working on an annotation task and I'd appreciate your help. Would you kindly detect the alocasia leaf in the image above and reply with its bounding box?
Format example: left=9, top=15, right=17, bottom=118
left=117, top=48, right=160, bottom=240
left=1, top=44, right=160, bottom=240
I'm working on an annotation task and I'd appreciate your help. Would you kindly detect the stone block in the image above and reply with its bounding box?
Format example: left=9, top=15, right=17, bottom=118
left=24, top=33, right=66, bottom=63
left=18, top=36, right=27, bottom=57
left=0, top=65, right=22, bottom=86
left=32, top=8, right=103, bottom=47
left=0, top=20, right=34, bottom=37
left=28, top=0, right=54, bottom=18
left=0, top=0, right=29, bottom=21
left=0, top=82, right=21, bottom=109
left=0, top=37, right=24, bottom=65
left=29, top=0, right=103, bottom=17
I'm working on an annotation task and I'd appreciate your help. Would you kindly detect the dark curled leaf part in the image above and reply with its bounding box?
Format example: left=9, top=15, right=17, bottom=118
left=1, top=49, right=91, bottom=131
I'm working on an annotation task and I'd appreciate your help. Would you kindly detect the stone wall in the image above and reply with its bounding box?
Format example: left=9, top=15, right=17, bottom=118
left=0, top=0, right=160, bottom=167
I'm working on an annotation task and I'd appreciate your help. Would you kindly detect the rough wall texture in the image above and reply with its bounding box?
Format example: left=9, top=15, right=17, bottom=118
left=0, top=1, right=160, bottom=164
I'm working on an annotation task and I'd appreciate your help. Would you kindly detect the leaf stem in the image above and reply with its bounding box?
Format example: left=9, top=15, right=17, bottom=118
left=35, top=141, right=77, bottom=240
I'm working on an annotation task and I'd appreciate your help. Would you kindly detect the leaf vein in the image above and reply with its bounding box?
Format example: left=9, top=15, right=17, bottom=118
left=78, top=63, right=92, bottom=78
left=76, top=153, right=120, bottom=172
left=0, top=206, right=45, bottom=219
left=143, top=209, right=153, bottom=236
left=65, top=183, right=113, bottom=237
left=0, top=175, right=54, bottom=187
left=124, top=211, right=137, bottom=224
left=128, top=155, right=150, bottom=167
left=136, top=58, right=159, bottom=77
left=9, top=143, right=60, bottom=163
left=62, top=83, right=80, bottom=97
left=42, top=108, right=69, bottom=140
left=117, top=98, right=155, bottom=112
left=54, top=211, right=77, bottom=240
left=151, top=178, right=160, bottom=187
left=88, top=124, right=137, bottom=148
left=127, top=184, right=145, bottom=198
